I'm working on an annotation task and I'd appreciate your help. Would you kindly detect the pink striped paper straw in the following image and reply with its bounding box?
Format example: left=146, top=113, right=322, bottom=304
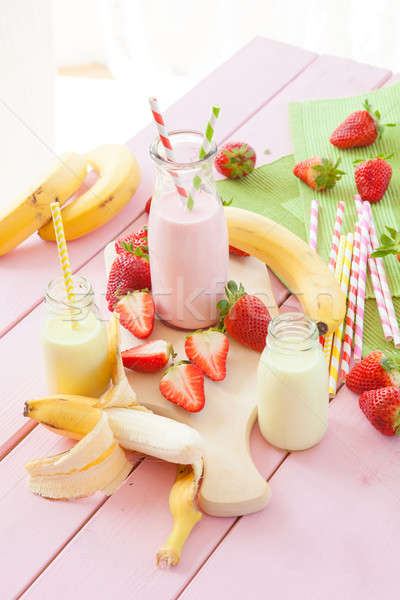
left=309, top=199, right=319, bottom=251
left=364, top=202, right=400, bottom=347
left=368, top=254, right=393, bottom=340
left=353, top=197, right=369, bottom=361
left=149, top=97, right=188, bottom=205
left=340, top=224, right=360, bottom=379
left=328, top=201, right=345, bottom=272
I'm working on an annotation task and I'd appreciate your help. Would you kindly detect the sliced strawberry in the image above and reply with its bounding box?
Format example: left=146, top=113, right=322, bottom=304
left=122, top=339, right=174, bottom=373
left=229, top=245, right=250, bottom=257
left=185, top=330, right=229, bottom=381
left=115, top=291, right=155, bottom=339
left=159, top=361, right=205, bottom=412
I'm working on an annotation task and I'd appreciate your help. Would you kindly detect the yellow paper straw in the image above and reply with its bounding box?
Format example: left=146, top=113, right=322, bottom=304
left=50, top=201, right=77, bottom=328
left=324, top=235, right=346, bottom=367
left=329, top=233, right=353, bottom=396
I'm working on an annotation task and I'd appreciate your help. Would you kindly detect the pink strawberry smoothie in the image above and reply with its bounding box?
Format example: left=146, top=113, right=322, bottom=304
left=148, top=189, right=229, bottom=329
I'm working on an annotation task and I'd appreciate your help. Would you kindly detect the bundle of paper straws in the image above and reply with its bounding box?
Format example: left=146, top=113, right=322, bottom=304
left=309, top=196, right=400, bottom=397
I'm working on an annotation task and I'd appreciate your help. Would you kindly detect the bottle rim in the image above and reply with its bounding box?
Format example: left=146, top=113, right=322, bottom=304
left=45, top=275, right=94, bottom=317
left=267, top=312, right=319, bottom=353
left=149, top=129, right=217, bottom=170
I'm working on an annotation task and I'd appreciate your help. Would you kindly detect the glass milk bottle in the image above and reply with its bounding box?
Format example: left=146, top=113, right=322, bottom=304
left=41, top=276, right=111, bottom=396
left=148, top=130, right=229, bottom=329
left=257, top=313, right=329, bottom=451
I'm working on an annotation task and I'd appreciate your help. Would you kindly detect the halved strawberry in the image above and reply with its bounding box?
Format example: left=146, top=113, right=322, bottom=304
left=185, top=329, right=229, bottom=381
left=115, top=291, right=155, bottom=339
left=159, top=361, right=205, bottom=412
left=122, top=339, right=174, bottom=373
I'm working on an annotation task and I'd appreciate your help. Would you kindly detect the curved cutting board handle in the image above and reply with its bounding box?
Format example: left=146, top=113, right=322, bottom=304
left=198, top=408, right=272, bottom=517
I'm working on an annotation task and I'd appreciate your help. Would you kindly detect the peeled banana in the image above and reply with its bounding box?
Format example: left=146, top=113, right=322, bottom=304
left=39, top=144, right=141, bottom=241
left=0, top=152, right=87, bottom=256
left=25, top=412, right=131, bottom=499
left=224, top=206, right=346, bottom=335
left=24, top=397, right=204, bottom=464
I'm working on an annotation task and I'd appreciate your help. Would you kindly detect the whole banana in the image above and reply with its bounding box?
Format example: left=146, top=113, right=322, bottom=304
left=224, top=206, right=346, bottom=335
left=38, top=144, right=141, bottom=240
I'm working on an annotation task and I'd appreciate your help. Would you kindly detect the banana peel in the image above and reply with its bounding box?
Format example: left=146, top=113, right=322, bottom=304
left=157, top=460, right=203, bottom=568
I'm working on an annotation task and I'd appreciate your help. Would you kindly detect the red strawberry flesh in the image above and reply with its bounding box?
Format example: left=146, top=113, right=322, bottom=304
left=185, top=330, right=229, bottom=381
left=115, top=291, right=155, bottom=339
left=159, top=362, right=205, bottom=412
left=122, top=339, right=173, bottom=373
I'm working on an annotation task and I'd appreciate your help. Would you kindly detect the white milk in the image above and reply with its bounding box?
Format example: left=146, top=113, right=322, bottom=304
left=257, top=313, right=329, bottom=451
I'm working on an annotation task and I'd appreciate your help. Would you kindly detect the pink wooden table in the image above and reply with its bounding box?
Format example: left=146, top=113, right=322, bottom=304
left=1, top=38, right=398, bottom=599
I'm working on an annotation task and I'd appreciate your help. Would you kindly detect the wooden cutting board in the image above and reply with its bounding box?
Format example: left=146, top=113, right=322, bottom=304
left=105, top=245, right=278, bottom=517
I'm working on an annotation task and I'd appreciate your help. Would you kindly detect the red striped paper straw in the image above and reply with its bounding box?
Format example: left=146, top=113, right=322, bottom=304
left=149, top=97, right=188, bottom=205
left=328, top=201, right=345, bottom=272
left=309, top=199, right=319, bottom=251
left=353, top=197, right=369, bottom=361
left=364, top=202, right=400, bottom=347
left=340, top=224, right=361, bottom=379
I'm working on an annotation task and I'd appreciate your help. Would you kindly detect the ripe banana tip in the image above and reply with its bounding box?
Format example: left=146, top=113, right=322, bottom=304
left=317, top=321, right=328, bottom=335
left=23, top=402, right=29, bottom=418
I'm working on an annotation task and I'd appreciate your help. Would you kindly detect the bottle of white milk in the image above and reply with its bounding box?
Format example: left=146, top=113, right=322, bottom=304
left=41, top=276, right=111, bottom=397
left=257, top=312, right=329, bottom=451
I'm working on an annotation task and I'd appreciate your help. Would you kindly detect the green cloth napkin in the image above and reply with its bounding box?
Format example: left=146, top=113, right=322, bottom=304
left=289, top=82, right=400, bottom=299
left=217, top=154, right=400, bottom=359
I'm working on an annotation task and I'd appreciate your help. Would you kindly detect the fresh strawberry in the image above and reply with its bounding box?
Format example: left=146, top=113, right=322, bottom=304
left=122, top=339, right=174, bottom=373
left=185, top=329, right=229, bottom=381
left=145, top=197, right=152, bottom=214
left=229, top=245, right=250, bottom=257
left=214, top=142, right=256, bottom=179
left=115, top=226, right=148, bottom=255
left=293, top=156, right=344, bottom=191
left=346, top=350, right=400, bottom=394
left=359, top=386, right=400, bottom=436
left=354, top=154, right=393, bottom=203
left=115, top=291, right=155, bottom=338
left=217, top=280, right=271, bottom=352
left=330, top=100, right=395, bottom=149
left=371, top=226, right=400, bottom=262
left=106, top=244, right=151, bottom=311
left=159, top=361, right=205, bottom=412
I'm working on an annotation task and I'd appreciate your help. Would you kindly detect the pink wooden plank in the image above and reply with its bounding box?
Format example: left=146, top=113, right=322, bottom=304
left=227, top=54, right=390, bottom=163
left=0, top=37, right=316, bottom=338
left=178, top=384, right=400, bottom=600
left=0, top=426, right=142, bottom=599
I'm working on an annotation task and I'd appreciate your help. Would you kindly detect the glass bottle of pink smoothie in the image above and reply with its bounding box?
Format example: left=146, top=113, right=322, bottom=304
left=148, top=130, right=229, bottom=329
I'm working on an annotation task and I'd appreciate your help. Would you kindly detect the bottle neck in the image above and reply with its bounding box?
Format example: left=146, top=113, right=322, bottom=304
left=45, top=276, right=95, bottom=321
left=266, top=313, right=319, bottom=354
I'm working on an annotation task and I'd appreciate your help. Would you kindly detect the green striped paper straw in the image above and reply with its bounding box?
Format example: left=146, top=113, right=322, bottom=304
left=187, top=105, right=220, bottom=209
left=199, top=105, right=220, bottom=158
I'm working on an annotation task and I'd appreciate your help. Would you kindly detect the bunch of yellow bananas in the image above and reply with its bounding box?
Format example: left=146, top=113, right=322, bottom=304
left=0, top=144, right=141, bottom=255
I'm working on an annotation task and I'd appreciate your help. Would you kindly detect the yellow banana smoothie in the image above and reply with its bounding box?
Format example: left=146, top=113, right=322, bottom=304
left=41, top=276, right=111, bottom=396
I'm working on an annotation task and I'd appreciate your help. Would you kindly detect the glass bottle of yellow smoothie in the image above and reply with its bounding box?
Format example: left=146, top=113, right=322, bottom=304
left=257, top=312, right=329, bottom=451
left=41, top=276, right=111, bottom=397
